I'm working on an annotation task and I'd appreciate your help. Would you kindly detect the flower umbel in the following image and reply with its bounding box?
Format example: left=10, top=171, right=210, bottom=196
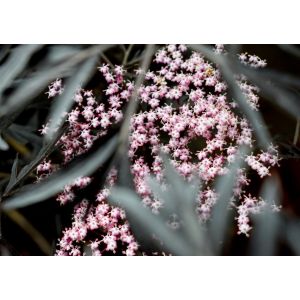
left=37, top=45, right=279, bottom=255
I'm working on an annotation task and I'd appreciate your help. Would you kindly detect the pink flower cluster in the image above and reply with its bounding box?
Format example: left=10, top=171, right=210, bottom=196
left=38, top=44, right=279, bottom=255
left=58, top=85, right=130, bottom=163
left=236, top=195, right=265, bottom=236
left=46, top=78, right=64, bottom=98
left=56, top=193, right=138, bottom=256
left=238, top=52, right=267, bottom=68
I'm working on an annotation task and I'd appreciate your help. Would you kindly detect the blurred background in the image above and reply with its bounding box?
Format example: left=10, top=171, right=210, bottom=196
left=0, top=44, right=299, bottom=255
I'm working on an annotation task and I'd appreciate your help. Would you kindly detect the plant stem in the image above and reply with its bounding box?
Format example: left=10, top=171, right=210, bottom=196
left=122, top=44, right=134, bottom=66
left=5, top=210, right=52, bottom=255
left=100, top=53, right=114, bottom=68
left=117, top=45, right=155, bottom=156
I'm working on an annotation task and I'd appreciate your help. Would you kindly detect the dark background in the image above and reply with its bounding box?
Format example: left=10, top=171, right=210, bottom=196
left=1, top=44, right=300, bottom=255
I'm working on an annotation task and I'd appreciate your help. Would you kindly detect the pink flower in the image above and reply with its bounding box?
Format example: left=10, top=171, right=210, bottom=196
left=46, top=79, right=64, bottom=98
left=39, top=44, right=279, bottom=256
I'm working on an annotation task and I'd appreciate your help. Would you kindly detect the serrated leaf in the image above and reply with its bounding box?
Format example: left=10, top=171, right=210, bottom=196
left=46, top=55, right=98, bottom=140
left=0, top=45, right=42, bottom=98
left=238, top=67, right=300, bottom=120
left=208, top=146, right=248, bottom=253
left=7, top=125, right=42, bottom=146
left=250, top=176, right=281, bottom=255
left=4, top=154, right=19, bottom=194
left=110, top=154, right=211, bottom=255
left=0, top=45, right=113, bottom=117
left=109, top=186, right=203, bottom=255
left=2, top=125, right=66, bottom=196
left=46, top=45, right=82, bottom=65
left=2, top=135, right=117, bottom=210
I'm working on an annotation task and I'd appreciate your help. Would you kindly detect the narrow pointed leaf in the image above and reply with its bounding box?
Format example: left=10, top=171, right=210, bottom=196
left=2, top=136, right=117, bottom=209
left=4, top=154, right=19, bottom=194
left=46, top=55, right=98, bottom=140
